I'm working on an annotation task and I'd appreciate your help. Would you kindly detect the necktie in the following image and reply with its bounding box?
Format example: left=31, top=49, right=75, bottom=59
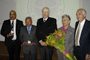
left=28, top=27, right=30, bottom=35
left=11, top=21, right=14, bottom=38
left=11, top=21, right=14, bottom=31
left=44, top=20, right=46, bottom=22
left=75, top=23, right=80, bottom=46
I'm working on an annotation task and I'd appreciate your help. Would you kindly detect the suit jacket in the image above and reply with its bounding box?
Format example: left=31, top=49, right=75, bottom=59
left=58, top=26, right=74, bottom=54
left=36, top=17, right=57, bottom=47
left=19, top=25, right=37, bottom=54
left=1, top=19, right=23, bottom=47
left=74, top=19, right=90, bottom=56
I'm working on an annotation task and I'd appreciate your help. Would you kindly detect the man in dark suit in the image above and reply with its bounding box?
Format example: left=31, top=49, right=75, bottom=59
left=36, top=7, right=57, bottom=60
left=74, top=8, right=90, bottom=60
left=19, top=17, right=37, bottom=60
left=1, top=10, right=23, bottom=60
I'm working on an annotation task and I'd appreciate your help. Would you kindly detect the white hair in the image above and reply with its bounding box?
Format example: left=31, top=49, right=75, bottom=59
left=42, top=7, right=50, bottom=12
left=77, top=8, right=87, bottom=15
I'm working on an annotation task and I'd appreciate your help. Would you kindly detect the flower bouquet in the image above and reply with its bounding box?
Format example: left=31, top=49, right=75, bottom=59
left=45, top=30, right=77, bottom=60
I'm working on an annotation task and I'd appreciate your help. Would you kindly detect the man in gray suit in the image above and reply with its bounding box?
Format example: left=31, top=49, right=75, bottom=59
left=19, top=17, right=37, bottom=60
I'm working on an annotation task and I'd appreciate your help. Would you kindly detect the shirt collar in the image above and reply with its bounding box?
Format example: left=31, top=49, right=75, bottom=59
left=10, top=19, right=16, bottom=22
left=43, top=17, right=48, bottom=21
left=62, top=25, right=69, bottom=32
left=10, top=19, right=16, bottom=24
left=27, top=25, right=32, bottom=29
left=79, top=19, right=85, bottom=26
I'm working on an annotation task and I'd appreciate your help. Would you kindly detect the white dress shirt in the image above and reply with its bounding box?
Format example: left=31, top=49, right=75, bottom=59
left=43, top=17, right=48, bottom=22
left=75, top=19, right=85, bottom=46
left=10, top=19, right=17, bottom=40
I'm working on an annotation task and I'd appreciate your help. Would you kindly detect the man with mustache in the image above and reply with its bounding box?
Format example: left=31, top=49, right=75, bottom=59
left=1, top=10, right=23, bottom=60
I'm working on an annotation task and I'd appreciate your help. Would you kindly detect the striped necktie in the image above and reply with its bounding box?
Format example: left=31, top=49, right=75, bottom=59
left=11, top=21, right=14, bottom=31
left=75, top=23, right=80, bottom=46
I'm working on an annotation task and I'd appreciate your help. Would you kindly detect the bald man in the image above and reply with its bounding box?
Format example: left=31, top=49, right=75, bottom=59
left=19, top=17, right=37, bottom=60
left=1, top=10, right=23, bottom=60
left=36, top=7, right=57, bottom=60
left=74, top=8, right=90, bottom=60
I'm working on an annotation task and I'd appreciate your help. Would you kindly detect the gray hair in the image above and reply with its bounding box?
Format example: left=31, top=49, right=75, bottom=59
left=77, top=8, right=87, bottom=15
left=42, top=7, right=50, bottom=12
left=62, top=14, right=71, bottom=21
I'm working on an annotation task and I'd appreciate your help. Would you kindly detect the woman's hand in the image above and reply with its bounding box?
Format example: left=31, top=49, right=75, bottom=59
left=61, top=51, right=67, bottom=55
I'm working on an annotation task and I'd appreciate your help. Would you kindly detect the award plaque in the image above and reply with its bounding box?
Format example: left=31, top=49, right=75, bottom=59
left=28, top=41, right=31, bottom=44
left=11, top=30, right=14, bottom=34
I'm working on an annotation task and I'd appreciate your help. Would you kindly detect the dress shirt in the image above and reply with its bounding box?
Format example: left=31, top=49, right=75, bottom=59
left=75, top=19, right=85, bottom=46
left=10, top=19, right=17, bottom=40
left=26, top=25, right=32, bottom=34
left=43, top=17, right=48, bottom=22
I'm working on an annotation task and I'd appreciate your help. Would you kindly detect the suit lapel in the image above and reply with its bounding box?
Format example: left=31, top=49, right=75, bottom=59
left=46, top=17, right=50, bottom=23
left=29, top=25, right=34, bottom=36
left=24, top=26, right=30, bottom=36
left=9, top=19, right=12, bottom=28
left=7, top=19, right=12, bottom=32
left=16, top=20, right=18, bottom=35
left=67, top=26, right=71, bottom=31
left=80, top=20, right=88, bottom=40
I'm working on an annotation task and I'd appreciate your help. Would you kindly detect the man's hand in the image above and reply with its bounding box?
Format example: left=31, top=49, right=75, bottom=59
left=23, top=42, right=28, bottom=45
left=39, top=40, right=47, bottom=46
left=30, top=42, right=35, bottom=46
left=86, top=54, right=90, bottom=60
left=55, top=47, right=58, bottom=49
left=21, top=44, right=23, bottom=47
left=7, top=33, right=13, bottom=37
